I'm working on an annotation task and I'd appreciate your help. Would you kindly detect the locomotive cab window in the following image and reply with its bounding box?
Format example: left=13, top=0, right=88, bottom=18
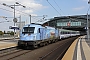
left=22, top=27, right=35, bottom=34
left=38, top=28, right=40, bottom=33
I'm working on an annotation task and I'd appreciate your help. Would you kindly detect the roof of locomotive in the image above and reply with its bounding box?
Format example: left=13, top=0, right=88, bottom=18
left=45, top=26, right=55, bottom=29
left=23, top=23, right=56, bottom=29
left=23, top=23, right=44, bottom=28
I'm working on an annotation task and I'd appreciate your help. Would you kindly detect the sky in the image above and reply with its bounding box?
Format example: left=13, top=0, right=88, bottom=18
left=0, top=0, right=89, bottom=31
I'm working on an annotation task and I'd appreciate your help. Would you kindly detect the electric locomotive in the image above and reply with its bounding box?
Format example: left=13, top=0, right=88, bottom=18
left=18, top=23, right=60, bottom=48
left=18, top=23, right=80, bottom=49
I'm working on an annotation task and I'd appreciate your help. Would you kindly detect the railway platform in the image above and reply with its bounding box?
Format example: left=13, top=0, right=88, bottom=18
left=62, top=35, right=90, bottom=60
left=0, top=40, right=17, bottom=50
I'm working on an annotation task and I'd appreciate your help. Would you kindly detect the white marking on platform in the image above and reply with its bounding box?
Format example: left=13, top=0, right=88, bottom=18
left=0, top=41, right=14, bottom=44
left=82, top=38, right=90, bottom=60
left=77, top=38, right=82, bottom=60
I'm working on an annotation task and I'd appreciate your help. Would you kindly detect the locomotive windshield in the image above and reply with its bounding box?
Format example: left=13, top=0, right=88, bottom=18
left=22, top=27, right=35, bottom=34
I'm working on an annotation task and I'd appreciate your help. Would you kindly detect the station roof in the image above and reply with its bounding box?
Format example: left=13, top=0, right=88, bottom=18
left=49, top=14, right=90, bottom=22
left=43, top=14, right=90, bottom=32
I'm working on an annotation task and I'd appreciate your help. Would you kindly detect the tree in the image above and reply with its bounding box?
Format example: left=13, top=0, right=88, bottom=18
left=4, top=30, right=6, bottom=34
left=7, top=31, right=11, bottom=34
left=10, top=31, right=14, bottom=35
left=0, top=31, right=3, bottom=35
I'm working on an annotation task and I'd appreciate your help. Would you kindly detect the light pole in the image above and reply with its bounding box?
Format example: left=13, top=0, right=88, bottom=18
left=87, top=13, right=89, bottom=40
left=3, top=2, right=25, bottom=40
left=4, top=16, right=21, bottom=30
left=86, top=0, right=90, bottom=40
left=29, top=15, right=31, bottom=24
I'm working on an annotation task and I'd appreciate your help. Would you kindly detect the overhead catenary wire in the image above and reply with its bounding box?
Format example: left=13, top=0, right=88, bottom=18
left=0, top=2, right=47, bottom=24
left=46, top=0, right=61, bottom=16
left=0, top=3, right=13, bottom=13
left=0, top=3, right=32, bottom=16
left=53, top=0, right=64, bottom=15
left=0, top=7, right=13, bottom=13
left=0, top=2, right=46, bottom=21
left=52, top=1, right=80, bottom=22
left=0, top=7, right=27, bottom=16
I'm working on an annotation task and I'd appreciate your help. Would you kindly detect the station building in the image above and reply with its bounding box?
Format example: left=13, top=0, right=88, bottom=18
left=43, top=15, right=90, bottom=36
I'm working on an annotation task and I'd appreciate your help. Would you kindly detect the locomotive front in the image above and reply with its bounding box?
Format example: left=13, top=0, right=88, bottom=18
left=18, top=24, right=40, bottom=48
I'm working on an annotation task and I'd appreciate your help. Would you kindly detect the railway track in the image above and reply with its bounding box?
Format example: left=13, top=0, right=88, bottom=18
left=0, top=47, right=17, bottom=54
left=0, top=47, right=22, bottom=57
left=38, top=37, right=77, bottom=60
left=0, top=36, right=78, bottom=60
left=0, top=47, right=32, bottom=60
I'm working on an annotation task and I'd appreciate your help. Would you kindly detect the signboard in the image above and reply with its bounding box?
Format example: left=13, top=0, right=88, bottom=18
left=13, top=18, right=17, bottom=23
left=67, top=22, right=70, bottom=26
left=9, top=26, right=19, bottom=30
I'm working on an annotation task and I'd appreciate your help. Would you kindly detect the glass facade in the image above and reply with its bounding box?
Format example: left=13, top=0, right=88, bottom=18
left=57, top=22, right=81, bottom=26
left=57, top=22, right=67, bottom=26
left=47, top=15, right=90, bottom=30
left=71, top=22, right=81, bottom=26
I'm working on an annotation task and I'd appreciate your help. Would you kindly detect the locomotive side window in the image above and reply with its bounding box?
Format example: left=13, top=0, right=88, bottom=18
left=22, top=27, right=35, bottom=34
left=38, top=28, right=40, bottom=33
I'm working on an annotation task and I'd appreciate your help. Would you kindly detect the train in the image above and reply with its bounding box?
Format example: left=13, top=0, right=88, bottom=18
left=18, top=23, right=80, bottom=48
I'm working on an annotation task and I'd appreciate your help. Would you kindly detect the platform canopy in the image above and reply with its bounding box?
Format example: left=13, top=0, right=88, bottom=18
left=43, top=14, right=90, bottom=35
